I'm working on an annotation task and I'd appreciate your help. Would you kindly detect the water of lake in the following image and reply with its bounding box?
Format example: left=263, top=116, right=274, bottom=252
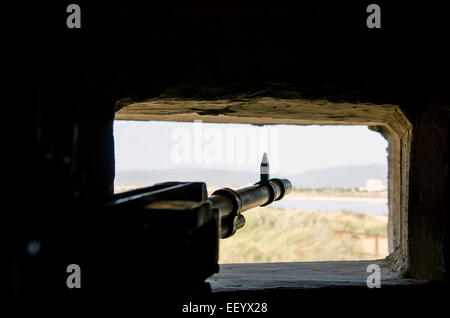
left=271, top=198, right=388, bottom=215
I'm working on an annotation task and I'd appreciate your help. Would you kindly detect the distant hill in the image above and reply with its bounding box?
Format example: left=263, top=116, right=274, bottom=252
left=289, top=164, right=387, bottom=188
left=115, top=169, right=256, bottom=188
left=115, top=164, right=387, bottom=189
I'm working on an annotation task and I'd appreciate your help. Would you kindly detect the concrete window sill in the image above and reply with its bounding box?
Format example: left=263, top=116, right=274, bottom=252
left=208, top=260, right=427, bottom=292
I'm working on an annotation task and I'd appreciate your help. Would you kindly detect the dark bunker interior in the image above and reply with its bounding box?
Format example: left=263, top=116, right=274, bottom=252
left=8, top=2, right=450, bottom=314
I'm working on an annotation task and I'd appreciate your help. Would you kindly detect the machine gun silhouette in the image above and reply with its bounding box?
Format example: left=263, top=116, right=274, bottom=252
left=92, top=153, right=292, bottom=300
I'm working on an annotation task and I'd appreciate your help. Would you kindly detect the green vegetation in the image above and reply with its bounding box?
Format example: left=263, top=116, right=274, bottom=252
left=219, top=207, right=388, bottom=263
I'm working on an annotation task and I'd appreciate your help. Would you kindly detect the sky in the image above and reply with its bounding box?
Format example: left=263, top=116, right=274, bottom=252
left=114, top=121, right=388, bottom=175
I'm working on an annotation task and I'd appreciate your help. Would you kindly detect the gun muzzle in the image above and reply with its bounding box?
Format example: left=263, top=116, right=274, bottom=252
left=209, top=178, right=292, bottom=238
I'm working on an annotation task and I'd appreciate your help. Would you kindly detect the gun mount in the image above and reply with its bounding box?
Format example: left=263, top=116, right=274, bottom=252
left=86, top=154, right=291, bottom=300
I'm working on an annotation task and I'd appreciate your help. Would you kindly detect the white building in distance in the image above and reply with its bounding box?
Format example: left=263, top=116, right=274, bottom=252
left=365, top=179, right=386, bottom=192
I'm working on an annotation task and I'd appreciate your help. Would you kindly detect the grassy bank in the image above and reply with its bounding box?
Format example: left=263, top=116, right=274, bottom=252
left=219, top=207, right=388, bottom=263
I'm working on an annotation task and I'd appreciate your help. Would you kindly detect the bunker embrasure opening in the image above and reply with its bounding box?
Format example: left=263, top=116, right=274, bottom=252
left=114, top=120, right=389, bottom=263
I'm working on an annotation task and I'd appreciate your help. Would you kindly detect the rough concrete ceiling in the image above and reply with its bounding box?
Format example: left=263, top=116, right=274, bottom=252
left=115, top=97, right=403, bottom=127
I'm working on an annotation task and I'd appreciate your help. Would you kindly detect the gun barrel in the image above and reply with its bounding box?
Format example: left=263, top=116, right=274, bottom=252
left=208, top=178, right=292, bottom=238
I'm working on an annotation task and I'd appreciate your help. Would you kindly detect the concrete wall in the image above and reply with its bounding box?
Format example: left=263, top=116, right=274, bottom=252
left=407, top=104, right=449, bottom=280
